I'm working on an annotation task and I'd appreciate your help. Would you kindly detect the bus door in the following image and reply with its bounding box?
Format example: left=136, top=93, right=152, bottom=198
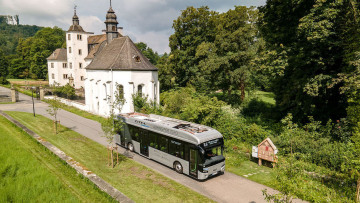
left=118, top=124, right=126, bottom=147
left=189, top=148, right=198, bottom=177
left=139, top=128, right=149, bottom=157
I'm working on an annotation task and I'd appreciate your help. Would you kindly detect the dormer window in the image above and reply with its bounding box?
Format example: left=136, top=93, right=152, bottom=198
left=134, top=55, right=141, bottom=63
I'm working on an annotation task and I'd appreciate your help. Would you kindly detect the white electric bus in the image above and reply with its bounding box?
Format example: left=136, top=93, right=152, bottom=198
left=115, top=113, right=225, bottom=180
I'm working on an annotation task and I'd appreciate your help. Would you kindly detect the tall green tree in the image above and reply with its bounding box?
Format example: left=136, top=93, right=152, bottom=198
left=196, top=6, right=258, bottom=99
left=169, top=6, right=218, bottom=88
left=10, top=27, right=65, bottom=79
left=259, top=0, right=360, bottom=122
left=0, top=48, right=9, bottom=84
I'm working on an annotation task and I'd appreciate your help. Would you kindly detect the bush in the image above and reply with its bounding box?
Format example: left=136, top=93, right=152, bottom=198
left=53, top=84, right=76, bottom=99
left=0, top=76, right=9, bottom=84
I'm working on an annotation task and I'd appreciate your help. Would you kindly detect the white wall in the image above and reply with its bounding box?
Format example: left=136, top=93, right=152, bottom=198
left=66, top=31, right=90, bottom=89
left=85, top=69, right=159, bottom=117
left=48, top=60, right=67, bottom=86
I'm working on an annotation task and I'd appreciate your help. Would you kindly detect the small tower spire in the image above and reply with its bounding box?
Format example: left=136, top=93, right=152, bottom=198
left=104, top=3, right=119, bottom=43
left=72, top=4, right=79, bottom=25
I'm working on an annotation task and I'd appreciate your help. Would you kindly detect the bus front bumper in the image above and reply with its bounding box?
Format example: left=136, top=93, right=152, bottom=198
left=198, top=161, right=225, bottom=180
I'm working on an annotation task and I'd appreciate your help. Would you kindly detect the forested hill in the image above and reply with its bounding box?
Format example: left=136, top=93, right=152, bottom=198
left=0, top=16, right=43, bottom=55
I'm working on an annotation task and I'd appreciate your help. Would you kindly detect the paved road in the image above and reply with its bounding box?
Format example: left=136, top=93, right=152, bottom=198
left=0, top=86, right=291, bottom=203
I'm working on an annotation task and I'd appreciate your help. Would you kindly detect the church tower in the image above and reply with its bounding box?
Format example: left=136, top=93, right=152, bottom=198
left=66, top=6, right=90, bottom=89
left=105, top=1, right=119, bottom=43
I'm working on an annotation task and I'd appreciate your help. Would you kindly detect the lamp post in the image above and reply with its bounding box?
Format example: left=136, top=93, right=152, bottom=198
left=31, top=86, right=35, bottom=117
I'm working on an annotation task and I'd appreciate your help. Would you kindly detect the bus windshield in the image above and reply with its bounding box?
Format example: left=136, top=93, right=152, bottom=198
left=200, top=145, right=224, bottom=166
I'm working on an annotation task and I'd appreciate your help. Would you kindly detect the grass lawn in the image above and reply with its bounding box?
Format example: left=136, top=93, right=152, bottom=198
left=253, top=91, right=276, bottom=105
left=0, top=115, right=114, bottom=202
left=6, top=111, right=213, bottom=202
left=224, top=148, right=276, bottom=188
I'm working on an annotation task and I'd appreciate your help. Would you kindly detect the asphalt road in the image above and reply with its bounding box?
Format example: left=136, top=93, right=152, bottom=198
left=0, top=86, right=298, bottom=203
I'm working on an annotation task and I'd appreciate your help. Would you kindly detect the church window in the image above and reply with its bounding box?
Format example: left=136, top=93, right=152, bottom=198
left=81, top=76, right=84, bottom=81
left=77, top=34, right=82, bottom=40
left=79, top=63, right=82, bottom=69
left=62, top=63, right=67, bottom=68
left=70, top=63, right=72, bottom=69
left=68, top=34, right=71, bottom=40
left=112, top=26, right=116, bottom=31
left=78, top=49, right=82, bottom=55
left=104, top=84, right=108, bottom=100
left=51, top=74, right=55, bottom=79
left=138, top=85, right=143, bottom=97
left=69, top=47, right=72, bottom=53
left=51, top=63, right=54, bottom=68
left=63, top=74, right=68, bottom=79
left=117, top=85, right=124, bottom=100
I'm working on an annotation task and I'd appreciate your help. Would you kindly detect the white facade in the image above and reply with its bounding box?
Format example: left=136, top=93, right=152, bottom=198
left=66, top=31, right=91, bottom=89
left=48, top=60, right=67, bottom=86
left=85, top=70, right=160, bottom=116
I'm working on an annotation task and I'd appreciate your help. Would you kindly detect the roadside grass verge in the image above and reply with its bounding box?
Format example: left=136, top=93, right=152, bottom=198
left=6, top=111, right=213, bottom=202
left=0, top=115, right=114, bottom=202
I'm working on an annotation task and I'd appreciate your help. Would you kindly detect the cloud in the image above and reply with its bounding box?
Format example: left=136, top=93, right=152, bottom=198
left=0, top=0, right=266, bottom=53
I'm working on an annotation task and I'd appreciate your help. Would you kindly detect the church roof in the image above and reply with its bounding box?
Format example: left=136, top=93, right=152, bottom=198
left=85, top=36, right=158, bottom=71
left=85, top=41, right=106, bottom=60
left=88, top=34, right=107, bottom=44
left=47, top=48, right=67, bottom=60
left=68, top=24, right=85, bottom=32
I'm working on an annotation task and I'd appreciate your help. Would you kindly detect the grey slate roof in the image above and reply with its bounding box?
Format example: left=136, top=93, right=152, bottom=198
left=68, top=24, right=85, bottom=32
left=47, top=48, right=67, bottom=60
left=86, top=36, right=158, bottom=71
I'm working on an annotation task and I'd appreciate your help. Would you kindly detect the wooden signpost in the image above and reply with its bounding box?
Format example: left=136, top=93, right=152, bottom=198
left=252, top=138, right=278, bottom=166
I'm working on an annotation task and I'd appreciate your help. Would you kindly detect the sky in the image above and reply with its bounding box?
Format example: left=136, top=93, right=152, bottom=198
left=0, top=0, right=266, bottom=54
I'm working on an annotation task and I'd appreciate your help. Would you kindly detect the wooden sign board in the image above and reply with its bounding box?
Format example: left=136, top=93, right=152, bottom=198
left=257, top=138, right=277, bottom=165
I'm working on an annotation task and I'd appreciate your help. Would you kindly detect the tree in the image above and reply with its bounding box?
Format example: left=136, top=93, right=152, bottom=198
left=101, top=84, right=126, bottom=168
left=0, top=48, right=9, bottom=84
left=9, top=27, right=65, bottom=79
left=196, top=6, right=259, bottom=99
left=169, top=6, right=218, bottom=89
left=46, top=96, right=62, bottom=135
left=259, top=0, right=360, bottom=123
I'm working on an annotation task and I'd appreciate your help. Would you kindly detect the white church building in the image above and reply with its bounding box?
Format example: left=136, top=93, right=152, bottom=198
left=47, top=5, right=159, bottom=116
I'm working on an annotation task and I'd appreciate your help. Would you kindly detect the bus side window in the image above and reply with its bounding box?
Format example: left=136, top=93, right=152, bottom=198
left=130, top=126, right=139, bottom=142
left=184, top=143, right=189, bottom=161
left=169, top=139, right=184, bottom=159
left=159, top=135, right=168, bottom=153
left=149, top=132, right=157, bottom=148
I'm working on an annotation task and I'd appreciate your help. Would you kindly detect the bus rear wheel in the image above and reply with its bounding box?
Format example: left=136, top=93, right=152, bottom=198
left=174, top=162, right=183, bottom=174
left=127, top=142, right=134, bottom=152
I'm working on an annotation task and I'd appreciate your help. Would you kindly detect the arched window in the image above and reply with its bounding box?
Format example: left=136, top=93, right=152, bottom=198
left=117, top=85, right=124, bottom=100
left=138, top=85, right=143, bottom=97
left=103, top=84, right=107, bottom=100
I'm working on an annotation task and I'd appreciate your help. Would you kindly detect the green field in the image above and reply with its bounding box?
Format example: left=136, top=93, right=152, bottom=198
left=0, top=115, right=114, bottom=202
left=5, top=111, right=213, bottom=202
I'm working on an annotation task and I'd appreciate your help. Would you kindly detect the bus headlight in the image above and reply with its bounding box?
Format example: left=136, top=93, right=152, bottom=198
left=202, top=168, right=209, bottom=173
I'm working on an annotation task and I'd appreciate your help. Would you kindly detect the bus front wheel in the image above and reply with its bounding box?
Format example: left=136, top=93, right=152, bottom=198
left=174, top=162, right=183, bottom=174
left=127, top=142, right=134, bottom=152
